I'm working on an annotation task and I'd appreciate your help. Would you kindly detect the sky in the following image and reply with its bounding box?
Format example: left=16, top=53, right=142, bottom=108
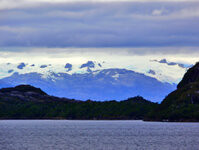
left=0, top=0, right=198, bottom=70
left=0, top=0, right=199, bottom=47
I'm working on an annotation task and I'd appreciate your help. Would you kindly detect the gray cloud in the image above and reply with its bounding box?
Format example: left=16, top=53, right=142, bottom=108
left=0, top=1, right=199, bottom=48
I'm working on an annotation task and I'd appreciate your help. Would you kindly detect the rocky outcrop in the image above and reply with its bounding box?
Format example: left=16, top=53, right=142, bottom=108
left=65, top=63, right=72, bottom=72
left=17, top=63, right=26, bottom=69
left=80, top=61, right=95, bottom=69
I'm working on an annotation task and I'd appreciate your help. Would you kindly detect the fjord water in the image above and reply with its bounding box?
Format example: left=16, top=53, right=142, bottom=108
left=0, top=120, right=199, bottom=150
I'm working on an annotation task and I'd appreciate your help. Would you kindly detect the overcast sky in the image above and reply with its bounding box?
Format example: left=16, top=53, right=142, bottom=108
left=0, top=0, right=198, bottom=57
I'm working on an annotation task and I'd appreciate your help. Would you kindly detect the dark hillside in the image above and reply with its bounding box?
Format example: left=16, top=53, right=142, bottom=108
left=146, top=62, right=199, bottom=122
left=0, top=85, right=157, bottom=120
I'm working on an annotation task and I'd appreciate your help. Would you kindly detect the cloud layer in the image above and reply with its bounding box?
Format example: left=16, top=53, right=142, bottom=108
left=0, top=1, right=199, bottom=48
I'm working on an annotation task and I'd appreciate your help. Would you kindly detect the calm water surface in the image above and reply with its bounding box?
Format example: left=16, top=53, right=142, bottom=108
left=0, top=120, right=199, bottom=150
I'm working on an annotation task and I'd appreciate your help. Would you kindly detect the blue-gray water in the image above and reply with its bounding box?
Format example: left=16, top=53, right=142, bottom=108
left=0, top=120, right=199, bottom=150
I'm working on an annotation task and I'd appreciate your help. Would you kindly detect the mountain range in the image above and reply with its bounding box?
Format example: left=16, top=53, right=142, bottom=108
left=0, top=59, right=192, bottom=102
left=0, top=61, right=198, bottom=121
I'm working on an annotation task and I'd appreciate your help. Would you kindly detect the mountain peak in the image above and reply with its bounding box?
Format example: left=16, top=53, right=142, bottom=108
left=148, top=69, right=156, bottom=75
left=80, top=61, right=95, bottom=69
left=40, top=65, right=48, bottom=68
left=159, top=59, right=167, bottom=63
left=65, top=63, right=72, bottom=72
left=17, top=62, right=26, bottom=69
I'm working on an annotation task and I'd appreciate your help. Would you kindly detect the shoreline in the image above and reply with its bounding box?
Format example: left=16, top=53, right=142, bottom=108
left=0, top=119, right=199, bottom=123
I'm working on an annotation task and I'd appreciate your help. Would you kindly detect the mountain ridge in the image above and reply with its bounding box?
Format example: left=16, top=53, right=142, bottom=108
left=0, top=59, right=191, bottom=83
left=0, top=85, right=157, bottom=120
left=0, top=68, right=176, bottom=102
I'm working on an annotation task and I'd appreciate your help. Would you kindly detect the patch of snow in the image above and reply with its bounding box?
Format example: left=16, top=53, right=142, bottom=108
left=112, top=73, right=120, bottom=80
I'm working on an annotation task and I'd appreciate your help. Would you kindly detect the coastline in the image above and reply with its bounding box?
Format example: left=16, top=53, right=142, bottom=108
left=0, top=119, right=199, bottom=122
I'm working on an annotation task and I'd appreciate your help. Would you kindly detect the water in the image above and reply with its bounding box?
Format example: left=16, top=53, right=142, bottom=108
left=0, top=120, right=199, bottom=150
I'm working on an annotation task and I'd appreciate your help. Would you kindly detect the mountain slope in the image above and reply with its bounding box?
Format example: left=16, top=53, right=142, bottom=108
left=0, top=69, right=176, bottom=102
left=146, top=62, right=199, bottom=121
left=0, top=80, right=11, bottom=89
left=177, top=62, right=199, bottom=89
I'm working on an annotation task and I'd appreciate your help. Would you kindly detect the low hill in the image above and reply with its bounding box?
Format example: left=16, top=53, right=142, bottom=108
left=0, top=85, right=157, bottom=119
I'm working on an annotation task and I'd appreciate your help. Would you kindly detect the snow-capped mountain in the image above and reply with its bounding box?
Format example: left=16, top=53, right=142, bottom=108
left=0, top=61, right=103, bottom=79
left=0, top=59, right=193, bottom=102
left=0, top=59, right=191, bottom=83
left=0, top=68, right=175, bottom=102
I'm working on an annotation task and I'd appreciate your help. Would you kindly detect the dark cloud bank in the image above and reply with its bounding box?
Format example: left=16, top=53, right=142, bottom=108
left=0, top=1, right=199, bottom=49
